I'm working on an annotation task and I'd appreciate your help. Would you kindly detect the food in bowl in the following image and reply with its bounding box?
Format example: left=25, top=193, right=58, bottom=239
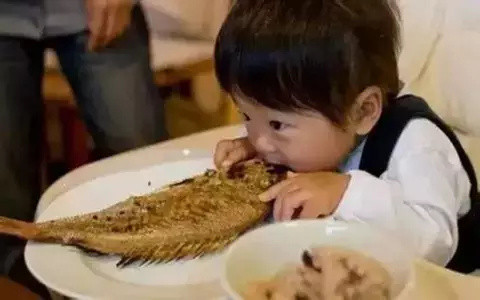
left=243, top=246, right=392, bottom=300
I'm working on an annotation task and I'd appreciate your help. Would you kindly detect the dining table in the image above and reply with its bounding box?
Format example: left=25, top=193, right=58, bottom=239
left=36, top=125, right=480, bottom=299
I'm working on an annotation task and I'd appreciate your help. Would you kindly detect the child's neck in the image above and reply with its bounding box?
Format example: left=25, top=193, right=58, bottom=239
left=338, top=135, right=368, bottom=172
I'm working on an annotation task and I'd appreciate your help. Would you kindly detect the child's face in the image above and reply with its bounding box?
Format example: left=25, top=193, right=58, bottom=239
left=236, top=97, right=359, bottom=172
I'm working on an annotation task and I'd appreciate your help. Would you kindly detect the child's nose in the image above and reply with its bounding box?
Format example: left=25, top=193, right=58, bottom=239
left=253, top=135, right=276, bottom=154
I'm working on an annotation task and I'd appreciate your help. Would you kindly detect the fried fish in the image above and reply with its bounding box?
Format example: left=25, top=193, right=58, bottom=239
left=0, top=163, right=285, bottom=267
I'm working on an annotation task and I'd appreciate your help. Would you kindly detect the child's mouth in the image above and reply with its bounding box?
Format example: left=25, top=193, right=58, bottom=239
left=258, top=155, right=282, bottom=166
left=259, top=158, right=291, bottom=173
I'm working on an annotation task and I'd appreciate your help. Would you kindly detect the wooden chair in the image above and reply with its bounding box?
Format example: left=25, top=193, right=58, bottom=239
left=0, top=277, right=40, bottom=300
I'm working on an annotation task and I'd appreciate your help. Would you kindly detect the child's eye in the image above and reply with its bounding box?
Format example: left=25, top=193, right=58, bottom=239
left=269, top=120, right=287, bottom=131
left=242, top=113, right=251, bottom=121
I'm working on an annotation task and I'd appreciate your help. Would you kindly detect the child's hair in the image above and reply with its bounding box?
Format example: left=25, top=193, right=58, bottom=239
left=215, top=0, right=400, bottom=125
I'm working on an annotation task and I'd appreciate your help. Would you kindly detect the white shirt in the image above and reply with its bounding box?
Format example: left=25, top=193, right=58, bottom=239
left=334, top=118, right=472, bottom=265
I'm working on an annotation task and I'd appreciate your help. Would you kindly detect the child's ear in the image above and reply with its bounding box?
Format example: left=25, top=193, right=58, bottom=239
left=351, top=86, right=383, bottom=135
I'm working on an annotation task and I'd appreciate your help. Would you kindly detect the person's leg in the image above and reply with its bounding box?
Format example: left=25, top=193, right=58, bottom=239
left=0, top=36, right=43, bottom=223
left=53, top=5, right=166, bottom=158
left=0, top=36, right=50, bottom=298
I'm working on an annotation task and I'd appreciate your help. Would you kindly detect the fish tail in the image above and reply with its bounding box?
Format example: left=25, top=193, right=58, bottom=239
left=0, top=216, right=40, bottom=240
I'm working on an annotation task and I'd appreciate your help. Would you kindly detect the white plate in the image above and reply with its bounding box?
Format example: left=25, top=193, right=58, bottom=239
left=222, top=220, right=415, bottom=300
left=25, top=155, right=229, bottom=299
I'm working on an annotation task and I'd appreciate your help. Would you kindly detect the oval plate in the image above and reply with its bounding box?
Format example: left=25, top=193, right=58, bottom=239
left=26, top=154, right=228, bottom=299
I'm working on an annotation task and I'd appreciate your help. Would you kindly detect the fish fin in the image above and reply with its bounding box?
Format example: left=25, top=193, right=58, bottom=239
left=75, top=245, right=107, bottom=257
left=116, top=256, right=130, bottom=268
left=112, top=235, right=238, bottom=268
left=139, top=259, right=151, bottom=267
left=0, top=216, right=40, bottom=240
left=117, top=256, right=142, bottom=268
left=121, top=257, right=139, bottom=268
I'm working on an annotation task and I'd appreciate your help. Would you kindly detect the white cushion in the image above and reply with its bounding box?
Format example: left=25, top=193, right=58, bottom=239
left=398, top=0, right=480, bottom=176
left=149, top=38, right=213, bottom=70
left=142, top=0, right=230, bottom=39
left=397, top=0, right=445, bottom=85
left=434, top=33, right=480, bottom=136
left=400, top=0, right=480, bottom=135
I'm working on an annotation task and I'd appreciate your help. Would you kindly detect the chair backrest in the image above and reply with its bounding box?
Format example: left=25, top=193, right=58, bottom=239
left=398, top=0, right=480, bottom=174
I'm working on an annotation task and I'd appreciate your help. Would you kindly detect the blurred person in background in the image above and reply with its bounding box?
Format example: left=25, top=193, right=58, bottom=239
left=0, top=0, right=166, bottom=295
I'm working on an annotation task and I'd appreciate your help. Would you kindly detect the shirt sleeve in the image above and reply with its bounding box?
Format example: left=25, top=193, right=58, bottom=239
left=333, top=120, right=472, bottom=265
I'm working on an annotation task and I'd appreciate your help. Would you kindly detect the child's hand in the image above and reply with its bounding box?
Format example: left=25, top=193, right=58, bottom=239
left=214, top=137, right=257, bottom=170
left=259, top=172, right=350, bottom=221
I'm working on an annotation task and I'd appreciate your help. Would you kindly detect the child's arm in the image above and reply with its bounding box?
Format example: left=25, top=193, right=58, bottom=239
left=333, top=119, right=471, bottom=266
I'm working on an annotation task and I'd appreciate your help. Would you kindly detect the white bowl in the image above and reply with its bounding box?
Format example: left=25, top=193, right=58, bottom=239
left=222, top=219, right=414, bottom=299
